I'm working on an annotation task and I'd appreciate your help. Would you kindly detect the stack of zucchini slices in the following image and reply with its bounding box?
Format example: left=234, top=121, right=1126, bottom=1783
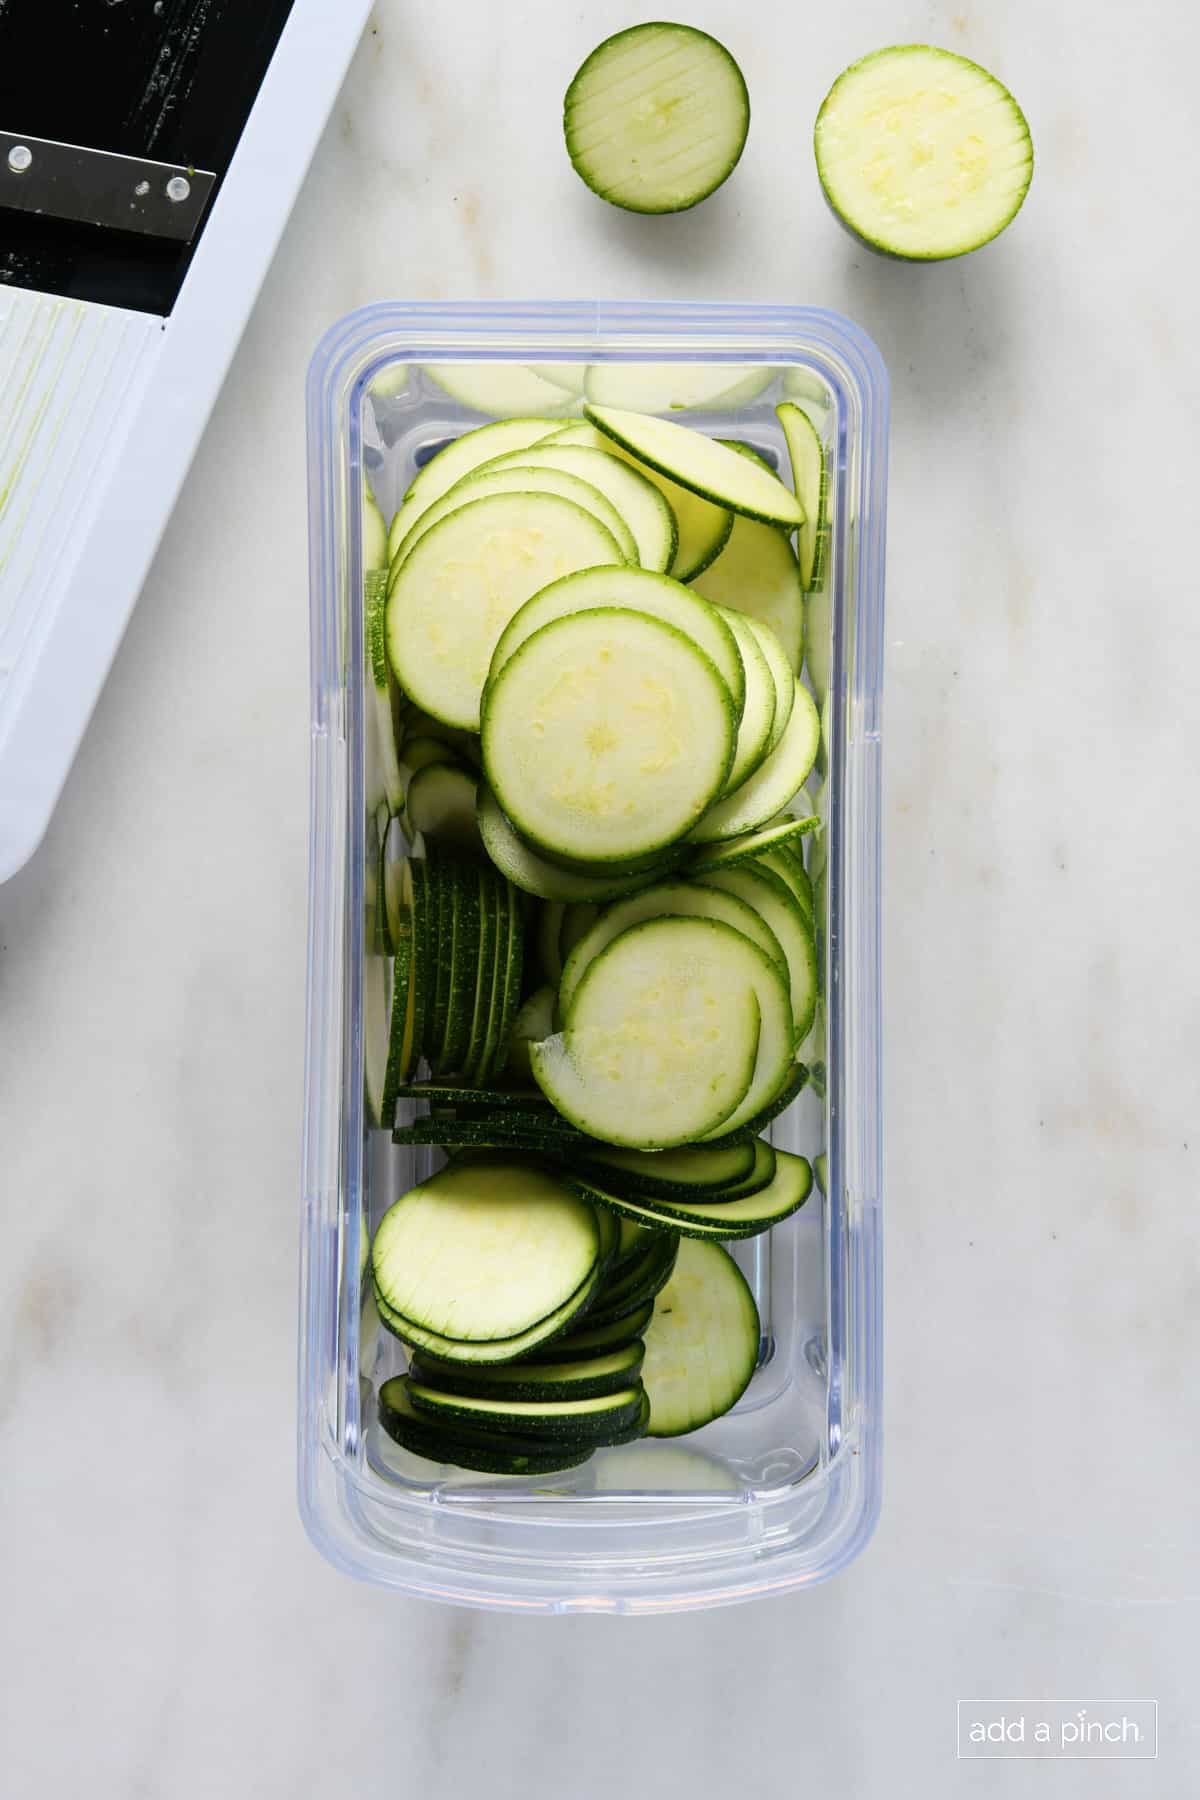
left=363, top=382, right=829, bottom=1473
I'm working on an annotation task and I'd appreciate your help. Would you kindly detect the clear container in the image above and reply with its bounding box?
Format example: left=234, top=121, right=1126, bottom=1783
left=301, top=302, right=887, bottom=1613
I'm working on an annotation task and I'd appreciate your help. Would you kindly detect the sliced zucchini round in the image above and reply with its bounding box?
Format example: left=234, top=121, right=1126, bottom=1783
left=641, top=1240, right=760, bottom=1435
left=744, top=616, right=795, bottom=753
left=392, top=463, right=638, bottom=569
left=557, top=879, right=785, bottom=1019
left=371, top=1159, right=599, bottom=1343
left=526, top=1297, right=655, bottom=1360
left=409, top=1340, right=644, bottom=1402
left=690, top=678, right=821, bottom=841
left=386, top=417, right=562, bottom=562
left=693, top=860, right=817, bottom=1045
left=478, top=784, right=672, bottom=904
left=479, top=444, right=677, bottom=574
left=776, top=402, right=827, bottom=594
left=407, top=1380, right=645, bottom=1441
left=377, top=1377, right=594, bottom=1474
left=814, top=44, right=1034, bottom=262
left=564, top=23, right=750, bottom=215
left=549, top=421, right=733, bottom=582
left=687, top=815, right=819, bottom=873
left=587, top=404, right=803, bottom=527
left=693, top=508, right=805, bottom=672
left=578, top=1150, right=810, bottom=1238
left=489, top=564, right=744, bottom=714
left=482, top=608, right=735, bottom=865
left=578, top=1140, right=756, bottom=1199
left=387, top=492, right=624, bottom=730
left=530, top=915, right=766, bottom=1147
left=716, top=606, right=776, bottom=791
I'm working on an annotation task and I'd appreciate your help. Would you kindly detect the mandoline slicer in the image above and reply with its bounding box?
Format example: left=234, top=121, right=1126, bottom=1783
left=0, top=0, right=373, bottom=881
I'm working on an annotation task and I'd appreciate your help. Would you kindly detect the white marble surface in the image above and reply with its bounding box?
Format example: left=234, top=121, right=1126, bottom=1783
left=3, top=0, right=1200, bottom=1792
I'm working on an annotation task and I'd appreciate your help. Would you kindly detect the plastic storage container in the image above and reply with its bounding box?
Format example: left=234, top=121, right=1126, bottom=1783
left=301, top=302, right=887, bottom=1612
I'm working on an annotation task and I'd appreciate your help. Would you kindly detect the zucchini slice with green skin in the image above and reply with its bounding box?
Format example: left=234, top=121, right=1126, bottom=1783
left=814, top=1152, right=828, bottom=1197
left=462, top=864, right=499, bottom=1083
left=410, top=1340, right=645, bottom=1402
left=758, top=846, right=815, bottom=924
left=578, top=1140, right=756, bottom=1199
left=549, top=423, right=733, bottom=583
left=479, top=444, right=676, bottom=574
left=378, top=1378, right=594, bottom=1474
left=586, top=404, right=803, bottom=527
left=439, top=855, right=483, bottom=1077
left=478, top=867, right=510, bottom=1080
left=714, top=606, right=776, bottom=792
left=386, top=417, right=563, bottom=563
left=744, top=615, right=795, bottom=753
left=689, top=679, right=821, bottom=842
left=424, top=846, right=454, bottom=1075
left=687, top=816, right=820, bottom=873
left=814, top=44, right=1034, bottom=263
left=482, top=609, right=736, bottom=866
left=530, top=916, right=765, bottom=1148
left=581, top=1149, right=811, bottom=1238
left=392, top=463, right=638, bottom=570
left=405, top=764, right=479, bottom=851
left=689, top=1135, right=777, bottom=1201
left=640, top=1239, right=760, bottom=1435
left=533, top=1297, right=655, bottom=1359
left=704, top=1060, right=810, bottom=1146
left=693, top=861, right=817, bottom=1046
left=487, top=875, right=525, bottom=1082
left=489, top=564, right=744, bottom=715
left=478, top=784, right=671, bottom=904
left=611, top=1218, right=657, bottom=1275
left=776, top=403, right=828, bottom=593
left=583, top=1139, right=777, bottom=1209
left=391, top=1081, right=549, bottom=1106
left=372, top=1160, right=600, bottom=1346
left=564, top=23, right=750, bottom=215
left=402, top=858, right=431, bottom=1077
left=421, top=364, right=580, bottom=420
left=692, top=488, right=806, bottom=672
left=387, top=492, right=624, bottom=731
left=558, top=879, right=785, bottom=1020
left=588, top=1232, right=679, bottom=1321
left=408, top=1380, right=645, bottom=1441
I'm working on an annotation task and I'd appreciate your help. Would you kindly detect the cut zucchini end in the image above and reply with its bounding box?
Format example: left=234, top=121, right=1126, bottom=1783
left=814, top=44, right=1033, bottom=262
left=564, top=23, right=750, bottom=216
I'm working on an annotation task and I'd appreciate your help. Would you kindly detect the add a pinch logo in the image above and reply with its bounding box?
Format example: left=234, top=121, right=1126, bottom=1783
left=957, top=1702, right=1158, bottom=1760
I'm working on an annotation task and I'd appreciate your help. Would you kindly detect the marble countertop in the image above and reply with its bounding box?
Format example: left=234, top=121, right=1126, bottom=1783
left=3, top=1, right=1199, bottom=1793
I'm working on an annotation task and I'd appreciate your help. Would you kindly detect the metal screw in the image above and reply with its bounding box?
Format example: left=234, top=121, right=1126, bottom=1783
left=7, top=144, right=33, bottom=175
left=166, top=175, right=191, bottom=204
